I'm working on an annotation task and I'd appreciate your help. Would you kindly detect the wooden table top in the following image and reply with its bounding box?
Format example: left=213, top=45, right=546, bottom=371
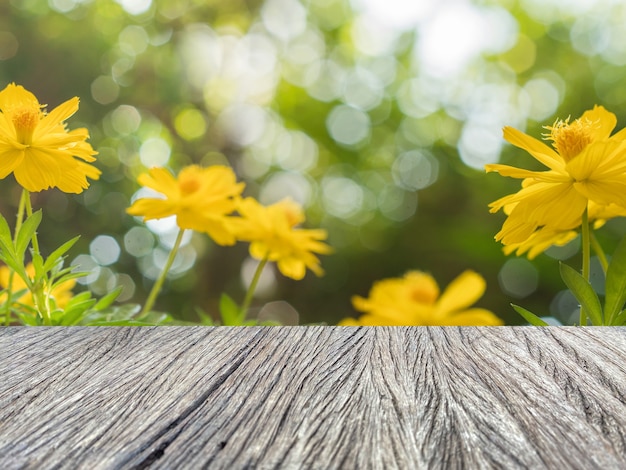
left=1, top=327, right=625, bottom=469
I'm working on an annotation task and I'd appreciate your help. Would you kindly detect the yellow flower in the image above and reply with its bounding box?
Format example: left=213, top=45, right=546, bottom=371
left=232, top=197, right=332, bottom=280
left=0, top=83, right=100, bottom=193
left=0, top=263, right=76, bottom=311
left=339, top=270, right=503, bottom=326
left=127, top=165, right=245, bottom=245
left=486, top=105, right=626, bottom=246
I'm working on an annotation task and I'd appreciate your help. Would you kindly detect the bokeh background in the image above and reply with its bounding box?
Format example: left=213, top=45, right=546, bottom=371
left=2, top=0, right=626, bottom=325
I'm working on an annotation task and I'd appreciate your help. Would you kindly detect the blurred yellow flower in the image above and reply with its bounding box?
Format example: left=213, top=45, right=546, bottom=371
left=339, top=270, right=503, bottom=326
left=232, top=197, right=332, bottom=280
left=0, top=263, right=75, bottom=311
left=0, top=83, right=100, bottom=193
left=486, top=105, right=626, bottom=247
left=127, top=165, right=245, bottom=246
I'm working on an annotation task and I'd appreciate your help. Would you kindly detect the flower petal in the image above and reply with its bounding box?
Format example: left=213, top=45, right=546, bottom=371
left=503, top=126, right=564, bottom=170
left=0, top=83, right=40, bottom=111
left=12, top=147, right=65, bottom=191
left=581, top=105, right=617, bottom=141
left=0, top=147, right=24, bottom=178
left=439, top=308, right=503, bottom=326
left=486, top=164, right=568, bottom=183
left=435, top=270, right=486, bottom=316
left=34, top=97, right=79, bottom=140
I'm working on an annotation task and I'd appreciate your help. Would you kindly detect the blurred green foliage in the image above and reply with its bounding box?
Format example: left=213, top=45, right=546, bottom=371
left=2, top=0, right=626, bottom=325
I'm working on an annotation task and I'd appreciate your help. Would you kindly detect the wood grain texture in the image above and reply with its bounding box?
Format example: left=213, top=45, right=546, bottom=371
left=1, top=327, right=626, bottom=469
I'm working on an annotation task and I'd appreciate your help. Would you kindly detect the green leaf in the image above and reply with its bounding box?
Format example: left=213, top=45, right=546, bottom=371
left=0, top=256, right=28, bottom=284
left=15, top=310, right=39, bottom=326
left=604, top=235, right=626, bottom=325
left=81, top=307, right=173, bottom=326
left=219, top=293, right=244, bottom=326
left=195, top=307, right=216, bottom=325
left=560, top=262, right=604, bottom=326
left=0, top=216, right=23, bottom=278
left=15, top=210, right=42, bottom=259
left=511, top=304, right=550, bottom=326
left=611, top=309, right=626, bottom=326
left=57, top=299, right=98, bottom=326
left=92, top=286, right=123, bottom=311
left=42, top=236, right=80, bottom=274
left=0, top=215, right=15, bottom=258
left=52, top=271, right=90, bottom=286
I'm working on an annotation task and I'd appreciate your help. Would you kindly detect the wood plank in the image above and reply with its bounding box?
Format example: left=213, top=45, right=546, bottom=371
left=1, top=327, right=626, bottom=469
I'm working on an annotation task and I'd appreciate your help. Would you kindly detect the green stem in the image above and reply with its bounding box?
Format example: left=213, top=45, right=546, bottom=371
left=239, top=256, right=268, bottom=319
left=24, top=191, right=51, bottom=325
left=139, top=228, right=185, bottom=319
left=580, top=207, right=590, bottom=326
left=2, top=191, right=27, bottom=326
left=15, top=189, right=28, bottom=243
left=24, top=191, right=40, bottom=254
left=590, top=232, right=608, bottom=274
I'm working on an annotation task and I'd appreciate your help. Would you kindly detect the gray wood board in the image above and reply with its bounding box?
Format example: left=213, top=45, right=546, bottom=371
left=1, top=327, right=626, bottom=469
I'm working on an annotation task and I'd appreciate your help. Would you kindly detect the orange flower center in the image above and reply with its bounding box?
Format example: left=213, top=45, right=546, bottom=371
left=11, top=106, right=39, bottom=145
left=543, top=117, right=596, bottom=162
left=282, top=206, right=301, bottom=227
left=409, top=286, right=437, bottom=304
left=179, top=174, right=201, bottom=195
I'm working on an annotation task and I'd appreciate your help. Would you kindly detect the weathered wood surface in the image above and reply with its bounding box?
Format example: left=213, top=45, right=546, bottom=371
left=1, top=327, right=626, bottom=469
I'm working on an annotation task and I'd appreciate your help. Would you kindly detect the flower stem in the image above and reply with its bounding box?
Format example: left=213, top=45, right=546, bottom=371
left=590, top=232, right=608, bottom=274
left=139, top=228, right=185, bottom=319
left=24, top=191, right=51, bottom=325
left=24, top=191, right=40, bottom=254
left=580, top=207, right=590, bottom=326
left=239, top=256, right=268, bottom=319
left=2, top=191, right=28, bottom=326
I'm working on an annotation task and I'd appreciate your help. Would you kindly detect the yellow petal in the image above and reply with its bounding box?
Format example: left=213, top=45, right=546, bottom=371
left=277, top=257, right=306, bottom=280
left=34, top=97, right=79, bottom=140
left=580, top=105, right=616, bottom=141
left=503, top=126, right=564, bottom=170
left=439, top=308, right=503, bottom=326
left=504, top=182, right=587, bottom=231
left=126, top=198, right=176, bottom=220
left=486, top=164, right=568, bottom=183
left=137, top=167, right=179, bottom=198
left=0, top=83, right=40, bottom=111
left=495, top=216, right=537, bottom=245
left=567, top=141, right=626, bottom=180
left=435, top=270, right=486, bottom=316
left=0, top=148, right=24, bottom=178
left=13, top=147, right=64, bottom=191
left=574, top=180, right=626, bottom=208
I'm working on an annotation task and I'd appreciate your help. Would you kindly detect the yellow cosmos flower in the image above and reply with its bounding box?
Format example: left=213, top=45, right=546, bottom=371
left=0, top=83, right=100, bottom=193
left=339, top=270, right=503, bottom=326
left=486, top=105, right=626, bottom=246
left=127, top=165, right=245, bottom=246
left=0, top=263, right=76, bottom=311
left=232, top=197, right=332, bottom=280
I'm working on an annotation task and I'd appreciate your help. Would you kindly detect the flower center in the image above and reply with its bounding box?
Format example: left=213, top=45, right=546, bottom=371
left=543, top=117, right=596, bottom=162
left=409, top=286, right=437, bottom=304
left=11, top=106, right=39, bottom=145
left=179, top=176, right=201, bottom=195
